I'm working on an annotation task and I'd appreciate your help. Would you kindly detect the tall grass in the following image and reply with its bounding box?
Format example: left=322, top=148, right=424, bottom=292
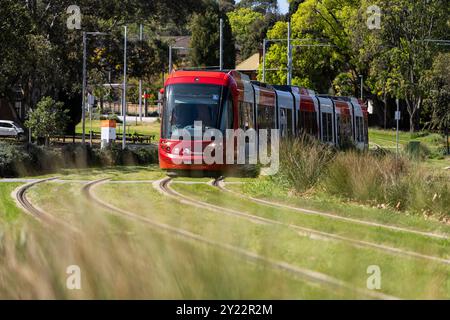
left=0, top=212, right=308, bottom=299
left=254, top=135, right=449, bottom=219
left=276, top=135, right=335, bottom=193
left=0, top=183, right=330, bottom=299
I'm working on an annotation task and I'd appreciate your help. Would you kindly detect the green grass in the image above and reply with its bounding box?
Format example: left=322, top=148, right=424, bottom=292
left=75, top=120, right=161, bottom=141
left=27, top=165, right=165, bottom=181
left=15, top=181, right=345, bottom=299
left=226, top=179, right=450, bottom=235
left=0, top=183, right=23, bottom=223
left=171, top=183, right=450, bottom=260
left=94, top=182, right=450, bottom=299
left=369, top=128, right=449, bottom=169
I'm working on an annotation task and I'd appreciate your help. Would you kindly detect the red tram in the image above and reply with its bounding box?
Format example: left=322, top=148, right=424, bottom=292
left=159, top=70, right=368, bottom=173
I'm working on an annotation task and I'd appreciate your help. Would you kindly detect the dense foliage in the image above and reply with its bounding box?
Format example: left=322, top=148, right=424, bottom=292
left=261, top=0, right=449, bottom=132
left=0, top=141, right=158, bottom=178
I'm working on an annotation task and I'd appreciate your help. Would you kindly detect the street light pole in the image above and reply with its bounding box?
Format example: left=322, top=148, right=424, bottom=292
left=262, top=39, right=267, bottom=83
left=169, top=45, right=173, bottom=74
left=122, top=26, right=127, bottom=150
left=396, top=98, right=400, bottom=159
left=220, top=18, right=223, bottom=71
left=287, top=21, right=292, bottom=85
left=139, top=24, right=143, bottom=123
left=82, top=31, right=87, bottom=144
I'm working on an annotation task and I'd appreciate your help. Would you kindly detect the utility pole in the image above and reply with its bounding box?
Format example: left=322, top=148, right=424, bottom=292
left=287, top=21, right=292, bottom=85
left=396, top=98, right=400, bottom=159
left=139, top=24, right=143, bottom=123
left=262, top=39, right=267, bottom=83
left=359, top=75, right=364, bottom=100
left=82, top=31, right=87, bottom=144
left=122, top=26, right=127, bottom=150
left=220, top=18, right=224, bottom=71
left=169, top=45, right=173, bottom=74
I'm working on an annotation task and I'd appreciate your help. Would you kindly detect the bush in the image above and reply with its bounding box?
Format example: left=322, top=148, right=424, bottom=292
left=0, top=142, right=30, bottom=177
left=0, top=142, right=63, bottom=177
left=0, top=141, right=158, bottom=178
left=324, top=152, right=410, bottom=204
left=272, top=136, right=449, bottom=217
left=95, top=145, right=158, bottom=167
left=61, top=144, right=99, bottom=168
left=405, top=141, right=430, bottom=160
left=277, top=135, right=335, bottom=193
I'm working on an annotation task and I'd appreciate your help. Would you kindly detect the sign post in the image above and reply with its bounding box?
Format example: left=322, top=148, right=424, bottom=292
left=88, top=93, right=95, bottom=146
left=101, top=120, right=116, bottom=149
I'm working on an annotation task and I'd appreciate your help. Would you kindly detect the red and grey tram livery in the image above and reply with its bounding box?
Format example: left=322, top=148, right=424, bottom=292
left=159, top=70, right=369, bottom=172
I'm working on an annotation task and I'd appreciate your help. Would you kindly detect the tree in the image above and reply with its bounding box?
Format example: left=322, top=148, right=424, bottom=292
left=371, top=0, right=449, bottom=132
left=25, top=97, right=69, bottom=146
left=228, top=8, right=266, bottom=60
left=423, top=53, right=450, bottom=153
left=219, top=0, right=236, bottom=13
left=288, top=0, right=304, bottom=18
left=333, top=72, right=355, bottom=96
left=238, top=0, right=278, bottom=14
left=189, top=7, right=236, bottom=69
left=261, top=0, right=361, bottom=92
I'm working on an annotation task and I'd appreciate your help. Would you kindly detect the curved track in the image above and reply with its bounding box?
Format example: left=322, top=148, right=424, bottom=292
left=165, top=178, right=450, bottom=265
left=83, top=178, right=398, bottom=300
left=12, top=178, right=79, bottom=233
left=214, top=179, right=449, bottom=241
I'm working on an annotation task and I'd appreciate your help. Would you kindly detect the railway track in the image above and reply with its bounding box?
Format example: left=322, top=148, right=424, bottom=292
left=83, top=178, right=398, bottom=300
left=164, top=178, right=450, bottom=265
left=12, top=178, right=79, bottom=233
left=213, top=178, right=450, bottom=241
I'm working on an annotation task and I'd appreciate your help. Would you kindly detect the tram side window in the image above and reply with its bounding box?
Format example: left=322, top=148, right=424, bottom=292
left=257, top=104, right=275, bottom=130
left=336, top=114, right=341, bottom=144
left=239, top=101, right=254, bottom=130
left=321, top=113, right=333, bottom=143
left=286, top=108, right=293, bottom=137
left=220, top=96, right=234, bottom=131
left=300, top=111, right=318, bottom=136
left=355, top=116, right=364, bottom=143
left=280, top=108, right=288, bottom=137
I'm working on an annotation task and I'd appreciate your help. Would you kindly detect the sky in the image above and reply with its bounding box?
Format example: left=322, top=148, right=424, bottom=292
left=278, top=0, right=289, bottom=14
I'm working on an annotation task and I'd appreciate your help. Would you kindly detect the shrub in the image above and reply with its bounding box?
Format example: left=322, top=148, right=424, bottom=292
left=0, top=142, right=30, bottom=177
left=277, top=135, right=335, bottom=193
left=273, top=136, right=448, bottom=217
left=324, top=152, right=410, bottom=203
left=61, top=144, right=99, bottom=168
left=132, top=147, right=158, bottom=165
left=0, top=142, right=63, bottom=177
left=0, top=141, right=158, bottom=178
left=404, top=141, right=430, bottom=160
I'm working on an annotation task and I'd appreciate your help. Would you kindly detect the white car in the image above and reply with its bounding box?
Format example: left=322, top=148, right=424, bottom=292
left=0, top=120, right=24, bottom=139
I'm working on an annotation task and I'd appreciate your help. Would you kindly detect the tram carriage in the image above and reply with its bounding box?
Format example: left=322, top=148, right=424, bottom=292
left=159, top=70, right=368, bottom=173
